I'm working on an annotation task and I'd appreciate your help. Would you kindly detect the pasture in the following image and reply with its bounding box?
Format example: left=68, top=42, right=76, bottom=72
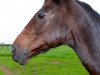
left=0, top=45, right=89, bottom=75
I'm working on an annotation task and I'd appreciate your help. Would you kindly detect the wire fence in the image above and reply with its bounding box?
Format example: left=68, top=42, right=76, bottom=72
left=0, top=43, right=11, bottom=54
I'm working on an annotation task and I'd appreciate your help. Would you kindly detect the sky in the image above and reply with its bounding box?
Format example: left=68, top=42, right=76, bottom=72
left=0, top=0, right=100, bottom=44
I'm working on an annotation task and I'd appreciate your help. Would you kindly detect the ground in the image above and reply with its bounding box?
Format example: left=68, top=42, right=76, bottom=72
left=0, top=45, right=89, bottom=75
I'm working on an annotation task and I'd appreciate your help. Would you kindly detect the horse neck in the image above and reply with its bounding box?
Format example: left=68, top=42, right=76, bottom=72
left=71, top=13, right=100, bottom=75
left=63, top=1, right=100, bottom=74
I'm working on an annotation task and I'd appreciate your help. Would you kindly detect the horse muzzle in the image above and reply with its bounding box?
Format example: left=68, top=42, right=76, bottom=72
left=11, top=45, right=29, bottom=65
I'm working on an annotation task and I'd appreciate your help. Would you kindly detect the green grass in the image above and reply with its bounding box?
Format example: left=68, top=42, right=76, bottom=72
left=0, top=45, right=89, bottom=75
left=0, top=71, right=4, bottom=75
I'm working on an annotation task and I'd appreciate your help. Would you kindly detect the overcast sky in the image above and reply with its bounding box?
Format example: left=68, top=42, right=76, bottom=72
left=0, top=0, right=100, bottom=44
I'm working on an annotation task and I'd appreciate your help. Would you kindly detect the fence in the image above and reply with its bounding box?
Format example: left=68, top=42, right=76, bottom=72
left=0, top=43, right=11, bottom=54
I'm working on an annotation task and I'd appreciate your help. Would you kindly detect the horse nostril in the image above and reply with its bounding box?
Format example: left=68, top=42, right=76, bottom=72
left=11, top=45, right=16, bottom=54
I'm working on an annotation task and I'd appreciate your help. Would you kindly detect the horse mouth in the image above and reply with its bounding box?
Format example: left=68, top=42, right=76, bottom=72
left=13, top=56, right=29, bottom=65
left=12, top=51, right=29, bottom=65
left=12, top=48, right=50, bottom=65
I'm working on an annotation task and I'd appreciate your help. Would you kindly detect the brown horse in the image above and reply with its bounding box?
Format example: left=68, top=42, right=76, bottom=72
left=11, top=0, right=100, bottom=75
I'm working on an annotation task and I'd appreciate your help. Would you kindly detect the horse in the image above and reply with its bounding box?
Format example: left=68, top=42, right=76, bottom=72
left=11, top=0, right=100, bottom=75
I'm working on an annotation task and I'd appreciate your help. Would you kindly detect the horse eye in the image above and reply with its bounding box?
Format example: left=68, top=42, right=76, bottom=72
left=38, top=12, right=47, bottom=19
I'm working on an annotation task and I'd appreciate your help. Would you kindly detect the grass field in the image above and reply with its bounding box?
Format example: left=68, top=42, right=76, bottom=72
left=0, top=71, right=4, bottom=75
left=0, top=45, right=89, bottom=75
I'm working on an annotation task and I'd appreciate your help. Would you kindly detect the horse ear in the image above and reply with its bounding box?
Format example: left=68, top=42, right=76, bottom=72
left=53, top=0, right=60, bottom=5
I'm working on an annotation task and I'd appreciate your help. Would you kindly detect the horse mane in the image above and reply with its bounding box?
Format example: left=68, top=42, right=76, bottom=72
left=76, top=1, right=100, bottom=20
left=46, top=0, right=100, bottom=20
